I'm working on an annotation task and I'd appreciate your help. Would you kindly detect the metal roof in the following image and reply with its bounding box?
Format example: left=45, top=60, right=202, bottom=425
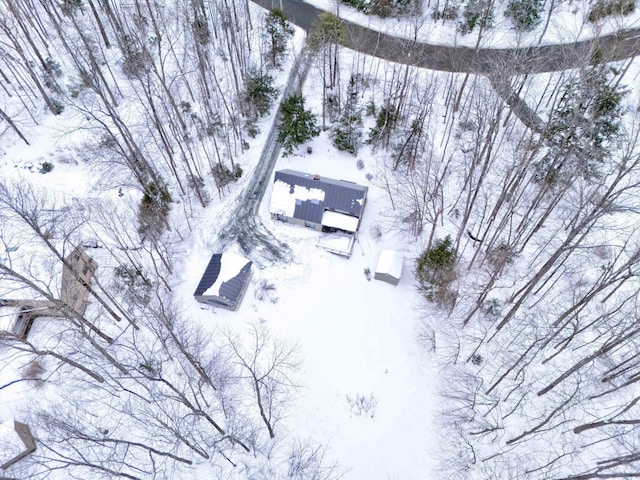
left=193, top=253, right=252, bottom=305
left=273, top=170, right=368, bottom=224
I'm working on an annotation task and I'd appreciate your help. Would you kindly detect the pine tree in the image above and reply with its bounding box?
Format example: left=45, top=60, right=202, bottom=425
left=536, top=66, right=626, bottom=183
left=264, top=9, right=294, bottom=69
left=505, top=0, right=543, bottom=31
left=242, top=70, right=278, bottom=121
left=277, top=95, right=320, bottom=157
left=331, top=75, right=363, bottom=155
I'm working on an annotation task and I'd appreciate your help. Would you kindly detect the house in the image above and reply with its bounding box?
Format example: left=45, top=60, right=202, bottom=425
left=0, top=420, right=36, bottom=470
left=0, top=246, right=99, bottom=340
left=194, top=251, right=252, bottom=311
left=374, top=250, right=404, bottom=286
left=270, top=170, right=368, bottom=234
left=61, top=246, right=98, bottom=315
left=0, top=303, right=36, bottom=339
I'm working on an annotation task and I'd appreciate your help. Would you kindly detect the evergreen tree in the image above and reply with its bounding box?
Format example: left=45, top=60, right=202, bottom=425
left=243, top=70, right=278, bottom=119
left=277, top=95, right=320, bottom=156
left=367, top=104, right=399, bottom=149
left=505, top=0, right=543, bottom=31
left=415, top=236, right=457, bottom=307
left=264, top=9, right=294, bottom=69
left=331, top=75, right=363, bottom=155
left=459, top=0, right=494, bottom=34
left=536, top=66, right=626, bottom=183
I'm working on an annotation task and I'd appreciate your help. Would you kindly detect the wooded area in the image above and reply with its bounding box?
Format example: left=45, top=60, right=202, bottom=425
left=0, top=0, right=639, bottom=478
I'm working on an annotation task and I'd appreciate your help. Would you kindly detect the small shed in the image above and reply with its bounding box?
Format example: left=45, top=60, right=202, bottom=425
left=194, top=252, right=252, bottom=311
left=0, top=420, right=36, bottom=470
left=374, top=250, right=403, bottom=286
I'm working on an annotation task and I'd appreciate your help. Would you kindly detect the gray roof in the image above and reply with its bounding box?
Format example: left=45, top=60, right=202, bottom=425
left=274, top=169, right=368, bottom=224
left=194, top=253, right=252, bottom=306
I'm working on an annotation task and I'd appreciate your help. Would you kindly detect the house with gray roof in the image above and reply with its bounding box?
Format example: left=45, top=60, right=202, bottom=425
left=194, top=251, right=252, bottom=311
left=270, top=170, right=368, bottom=234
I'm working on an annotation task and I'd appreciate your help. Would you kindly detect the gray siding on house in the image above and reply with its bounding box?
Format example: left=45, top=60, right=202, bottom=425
left=274, top=170, right=368, bottom=227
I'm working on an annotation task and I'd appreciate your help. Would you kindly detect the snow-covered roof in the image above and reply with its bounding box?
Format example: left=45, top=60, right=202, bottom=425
left=270, top=170, right=368, bottom=225
left=271, top=179, right=326, bottom=217
left=321, top=210, right=360, bottom=233
left=375, top=250, right=404, bottom=279
left=0, top=421, right=33, bottom=469
left=0, top=306, right=20, bottom=333
left=194, top=252, right=252, bottom=305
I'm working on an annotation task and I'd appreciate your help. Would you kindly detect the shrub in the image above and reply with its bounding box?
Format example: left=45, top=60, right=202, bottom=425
left=255, top=280, right=279, bottom=304
left=120, top=34, right=150, bottom=78
left=485, top=241, right=517, bottom=271
left=342, top=0, right=371, bottom=13
left=432, top=2, right=460, bottom=20
left=346, top=393, right=378, bottom=417
left=363, top=267, right=372, bottom=281
left=212, top=164, right=241, bottom=190
left=505, top=0, right=543, bottom=31
left=113, top=264, right=152, bottom=303
left=459, top=0, right=494, bottom=34
left=39, top=161, right=54, bottom=174
left=138, top=181, right=172, bottom=239
left=192, top=18, right=210, bottom=45
left=588, top=0, right=635, bottom=22
left=21, top=360, right=46, bottom=389
left=367, top=104, right=399, bottom=147
left=51, top=99, right=65, bottom=115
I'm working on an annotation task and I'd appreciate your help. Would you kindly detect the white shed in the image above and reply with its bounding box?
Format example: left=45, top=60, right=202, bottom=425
left=374, top=250, right=403, bottom=286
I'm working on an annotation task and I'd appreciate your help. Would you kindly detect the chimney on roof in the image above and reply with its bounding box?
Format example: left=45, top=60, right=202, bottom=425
left=313, top=174, right=320, bottom=180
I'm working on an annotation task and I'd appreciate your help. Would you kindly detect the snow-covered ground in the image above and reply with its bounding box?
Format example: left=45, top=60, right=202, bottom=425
left=0, top=23, right=441, bottom=479
left=177, top=127, right=439, bottom=479
left=2, top=0, right=640, bottom=478
left=307, top=0, right=640, bottom=47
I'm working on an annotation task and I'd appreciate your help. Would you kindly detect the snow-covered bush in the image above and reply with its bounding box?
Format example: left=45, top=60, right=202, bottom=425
left=504, top=0, right=543, bottom=31
left=459, top=0, right=494, bottom=34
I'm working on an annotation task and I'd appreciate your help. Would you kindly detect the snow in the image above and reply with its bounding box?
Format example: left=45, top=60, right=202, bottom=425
left=230, top=231, right=437, bottom=479
left=5, top=1, right=638, bottom=478
left=0, top=306, right=20, bottom=333
left=317, top=232, right=355, bottom=256
left=375, top=249, right=404, bottom=280
left=0, top=421, right=28, bottom=467
left=201, top=252, right=252, bottom=298
left=270, top=179, right=326, bottom=217
left=321, top=210, right=360, bottom=232
left=306, top=0, right=640, bottom=47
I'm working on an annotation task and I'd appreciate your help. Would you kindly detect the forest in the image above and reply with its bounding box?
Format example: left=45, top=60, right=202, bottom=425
left=1, top=0, right=640, bottom=478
